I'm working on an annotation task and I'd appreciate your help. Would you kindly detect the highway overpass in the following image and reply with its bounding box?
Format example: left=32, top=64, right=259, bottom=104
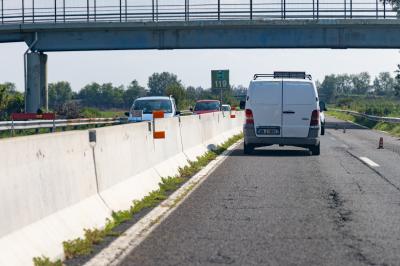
left=1, top=0, right=399, bottom=112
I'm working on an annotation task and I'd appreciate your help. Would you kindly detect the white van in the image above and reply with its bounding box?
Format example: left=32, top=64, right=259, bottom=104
left=242, top=72, right=321, bottom=155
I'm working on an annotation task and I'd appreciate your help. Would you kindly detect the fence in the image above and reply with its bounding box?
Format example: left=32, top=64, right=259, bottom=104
left=0, top=0, right=398, bottom=24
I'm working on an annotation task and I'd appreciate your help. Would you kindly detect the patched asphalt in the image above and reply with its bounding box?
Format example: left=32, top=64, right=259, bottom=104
left=120, top=117, right=400, bottom=266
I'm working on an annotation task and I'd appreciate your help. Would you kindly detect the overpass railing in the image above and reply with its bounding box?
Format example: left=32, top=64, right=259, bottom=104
left=0, top=0, right=398, bottom=25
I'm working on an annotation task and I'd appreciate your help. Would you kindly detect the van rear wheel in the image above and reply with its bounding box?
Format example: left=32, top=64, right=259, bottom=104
left=244, top=143, right=254, bottom=155
left=310, top=143, right=320, bottom=156
left=321, top=125, right=325, bottom=135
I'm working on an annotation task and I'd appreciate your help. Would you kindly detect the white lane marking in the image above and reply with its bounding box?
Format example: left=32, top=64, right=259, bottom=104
left=359, top=157, right=380, bottom=168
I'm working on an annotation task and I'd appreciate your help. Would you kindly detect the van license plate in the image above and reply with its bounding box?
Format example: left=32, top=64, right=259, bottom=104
left=257, top=127, right=280, bottom=135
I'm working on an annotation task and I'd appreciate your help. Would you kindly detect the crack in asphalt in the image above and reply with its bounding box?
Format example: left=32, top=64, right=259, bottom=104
left=346, top=150, right=400, bottom=193
left=327, top=189, right=381, bottom=266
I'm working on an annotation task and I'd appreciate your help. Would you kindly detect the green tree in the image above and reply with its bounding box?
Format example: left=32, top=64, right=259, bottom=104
left=373, top=72, right=395, bottom=96
left=335, top=74, right=353, bottom=95
left=166, top=83, right=187, bottom=110
left=0, top=83, right=24, bottom=120
left=351, top=72, right=371, bottom=95
left=381, top=0, right=400, bottom=15
left=148, top=72, right=181, bottom=96
left=124, top=80, right=147, bottom=108
left=318, top=74, right=338, bottom=103
left=394, top=65, right=400, bottom=96
left=48, top=81, right=73, bottom=109
left=79, top=82, right=102, bottom=108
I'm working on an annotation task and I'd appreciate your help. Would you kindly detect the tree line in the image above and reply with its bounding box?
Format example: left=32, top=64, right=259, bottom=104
left=0, top=72, right=246, bottom=120
left=318, top=65, right=400, bottom=103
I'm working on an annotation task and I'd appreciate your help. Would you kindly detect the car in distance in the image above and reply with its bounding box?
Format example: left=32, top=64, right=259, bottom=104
left=221, top=104, right=232, bottom=112
left=192, top=100, right=221, bottom=115
left=241, top=72, right=321, bottom=155
left=126, top=96, right=179, bottom=122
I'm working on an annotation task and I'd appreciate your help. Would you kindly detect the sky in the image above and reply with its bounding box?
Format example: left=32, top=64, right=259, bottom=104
left=0, top=42, right=399, bottom=92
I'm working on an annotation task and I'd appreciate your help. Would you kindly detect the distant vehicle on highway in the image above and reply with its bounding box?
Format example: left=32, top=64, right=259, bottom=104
left=192, top=100, right=221, bottom=115
left=241, top=71, right=321, bottom=155
left=221, top=104, right=231, bottom=112
left=126, top=96, right=179, bottom=122
left=319, top=101, right=327, bottom=135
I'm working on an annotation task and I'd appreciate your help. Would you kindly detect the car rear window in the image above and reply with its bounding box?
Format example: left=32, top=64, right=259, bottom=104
left=133, top=99, right=172, bottom=114
left=194, top=102, right=220, bottom=111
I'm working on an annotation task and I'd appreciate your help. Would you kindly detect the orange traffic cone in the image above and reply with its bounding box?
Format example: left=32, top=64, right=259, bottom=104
left=378, top=137, right=384, bottom=149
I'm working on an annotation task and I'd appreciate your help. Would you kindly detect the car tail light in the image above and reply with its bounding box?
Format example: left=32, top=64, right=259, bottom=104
left=310, top=110, right=320, bottom=126
left=245, top=109, right=254, bottom=124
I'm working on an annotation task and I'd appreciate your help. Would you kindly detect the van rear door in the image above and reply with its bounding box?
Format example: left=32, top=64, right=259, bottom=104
left=282, top=81, right=316, bottom=138
left=250, top=81, right=282, bottom=138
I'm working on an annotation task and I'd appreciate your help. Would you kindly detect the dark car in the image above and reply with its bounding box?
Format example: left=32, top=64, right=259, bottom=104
left=192, top=100, right=221, bottom=115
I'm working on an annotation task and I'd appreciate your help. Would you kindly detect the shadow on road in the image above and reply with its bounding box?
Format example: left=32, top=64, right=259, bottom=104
left=325, top=121, right=366, bottom=130
left=231, top=148, right=311, bottom=157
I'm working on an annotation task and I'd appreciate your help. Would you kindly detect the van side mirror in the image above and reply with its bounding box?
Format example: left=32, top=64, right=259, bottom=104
left=176, top=111, right=181, bottom=116
left=239, top=100, right=246, bottom=110
left=124, top=112, right=130, bottom=117
left=189, top=107, right=193, bottom=112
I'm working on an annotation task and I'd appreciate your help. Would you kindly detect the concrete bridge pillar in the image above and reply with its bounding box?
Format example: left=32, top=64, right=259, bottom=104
left=25, top=52, right=48, bottom=113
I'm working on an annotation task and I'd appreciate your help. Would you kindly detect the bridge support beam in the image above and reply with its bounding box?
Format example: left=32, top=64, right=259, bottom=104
left=25, top=52, right=48, bottom=113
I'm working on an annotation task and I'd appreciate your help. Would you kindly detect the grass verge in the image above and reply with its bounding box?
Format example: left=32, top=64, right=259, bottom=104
left=33, top=133, right=243, bottom=266
left=327, top=110, right=400, bottom=137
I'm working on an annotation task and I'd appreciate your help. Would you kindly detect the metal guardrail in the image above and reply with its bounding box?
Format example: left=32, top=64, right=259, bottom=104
left=0, top=0, right=398, bottom=25
left=0, top=117, right=122, bottom=133
left=331, top=109, right=400, bottom=123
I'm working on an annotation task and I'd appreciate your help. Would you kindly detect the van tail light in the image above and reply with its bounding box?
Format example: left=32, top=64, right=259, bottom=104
left=245, top=109, right=254, bottom=124
left=310, top=110, right=320, bottom=126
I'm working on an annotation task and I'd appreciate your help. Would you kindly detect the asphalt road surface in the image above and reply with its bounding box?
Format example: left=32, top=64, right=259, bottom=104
left=120, top=117, right=400, bottom=266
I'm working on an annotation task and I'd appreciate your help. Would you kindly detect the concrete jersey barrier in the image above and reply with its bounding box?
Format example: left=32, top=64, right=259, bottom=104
left=0, top=111, right=244, bottom=265
left=0, top=131, right=110, bottom=266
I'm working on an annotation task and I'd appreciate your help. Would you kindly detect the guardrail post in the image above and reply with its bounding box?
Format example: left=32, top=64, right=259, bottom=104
left=11, top=119, right=15, bottom=137
left=54, top=0, right=57, bottom=23
left=375, top=0, right=378, bottom=18
left=317, top=0, right=319, bottom=19
left=63, top=0, right=65, bottom=22
left=344, top=0, right=346, bottom=18
left=250, top=0, right=253, bottom=20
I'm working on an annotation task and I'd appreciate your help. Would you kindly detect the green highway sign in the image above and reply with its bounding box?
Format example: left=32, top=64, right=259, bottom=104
left=211, top=70, right=230, bottom=89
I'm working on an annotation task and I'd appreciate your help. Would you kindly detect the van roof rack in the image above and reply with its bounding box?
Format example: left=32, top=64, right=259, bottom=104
left=253, top=72, right=312, bottom=80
